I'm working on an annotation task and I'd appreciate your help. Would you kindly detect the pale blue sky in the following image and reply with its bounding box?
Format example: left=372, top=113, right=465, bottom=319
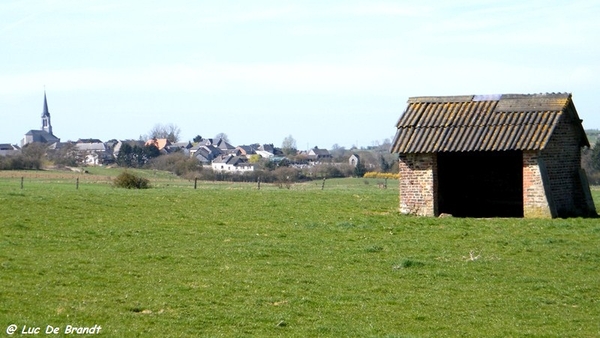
left=1, top=0, right=599, bottom=149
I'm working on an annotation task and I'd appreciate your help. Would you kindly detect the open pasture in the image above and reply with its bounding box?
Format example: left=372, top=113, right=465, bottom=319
left=1, top=171, right=599, bottom=337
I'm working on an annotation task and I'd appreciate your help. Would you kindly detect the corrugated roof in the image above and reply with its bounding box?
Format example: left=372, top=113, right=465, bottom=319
left=391, top=93, right=588, bottom=153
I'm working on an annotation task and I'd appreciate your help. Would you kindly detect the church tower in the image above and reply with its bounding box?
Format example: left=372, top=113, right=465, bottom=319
left=41, top=91, right=53, bottom=135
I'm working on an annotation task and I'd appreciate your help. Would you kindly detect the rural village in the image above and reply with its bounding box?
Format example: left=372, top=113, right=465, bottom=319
left=0, top=92, right=393, bottom=177
left=1, top=91, right=598, bottom=219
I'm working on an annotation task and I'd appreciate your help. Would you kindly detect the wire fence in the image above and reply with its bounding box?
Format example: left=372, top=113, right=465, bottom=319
left=0, top=171, right=190, bottom=190
left=0, top=171, right=399, bottom=192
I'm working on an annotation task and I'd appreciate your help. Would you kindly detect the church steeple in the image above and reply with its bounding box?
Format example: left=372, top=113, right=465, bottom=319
left=41, top=91, right=53, bottom=135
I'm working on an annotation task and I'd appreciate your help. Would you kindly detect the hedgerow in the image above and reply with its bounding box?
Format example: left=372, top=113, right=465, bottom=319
left=363, top=172, right=399, bottom=179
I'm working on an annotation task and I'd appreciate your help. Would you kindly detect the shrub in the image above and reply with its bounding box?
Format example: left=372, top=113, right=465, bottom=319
left=0, top=154, right=42, bottom=170
left=113, top=171, right=150, bottom=189
left=273, top=167, right=301, bottom=188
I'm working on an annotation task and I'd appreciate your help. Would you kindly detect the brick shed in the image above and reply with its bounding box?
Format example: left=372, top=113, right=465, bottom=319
left=390, top=93, right=597, bottom=218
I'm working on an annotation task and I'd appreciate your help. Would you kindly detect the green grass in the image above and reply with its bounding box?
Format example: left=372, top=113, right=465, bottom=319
left=1, top=173, right=599, bottom=337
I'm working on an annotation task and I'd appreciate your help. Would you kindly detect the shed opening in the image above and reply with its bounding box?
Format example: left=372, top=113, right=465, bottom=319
left=437, top=151, right=523, bottom=217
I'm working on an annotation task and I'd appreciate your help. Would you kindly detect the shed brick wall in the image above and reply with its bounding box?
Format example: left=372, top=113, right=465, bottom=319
left=540, top=113, right=590, bottom=217
left=523, top=151, right=553, bottom=218
left=540, top=113, right=592, bottom=216
left=398, top=153, right=437, bottom=216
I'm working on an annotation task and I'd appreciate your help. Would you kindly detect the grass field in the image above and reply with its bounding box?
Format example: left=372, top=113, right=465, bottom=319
left=1, top=170, right=599, bottom=337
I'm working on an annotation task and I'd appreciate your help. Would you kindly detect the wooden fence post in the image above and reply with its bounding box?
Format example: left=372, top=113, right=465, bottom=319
left=257, top=177, right=261, bottom=190
left=321, top=177, right=326, bottom=190
left=21, top=177, right=24, bottom=189
left=194, top=178, right=198, bottom=189
left=76, top=177, right=79, bottom=190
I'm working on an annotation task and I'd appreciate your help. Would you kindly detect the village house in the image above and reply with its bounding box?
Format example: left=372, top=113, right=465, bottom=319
left=307, top=146, right=332, bottom=162
left=235, top=144, right=259, bottom=157
left=0, top=144, right=21, bottom=156
left=189, top=142, right=204, bottom=158
left=211, top=154, right=255, bottom=173
left=168, top=141, right=193, bottom=155
left=190, top=138, right=235, bottom=158
left=254, top=144, right=283, bottom=158
left=214, top=138, right=236, bottom=154
left=349, top=154, right=360, bottom=167
left=75, top=139, right=111, bottom=165
left=390, top=93, right=596, bottom=218
left=194, top=145, right=222, bottom=164
left=145, top=138, right=171, bottom=154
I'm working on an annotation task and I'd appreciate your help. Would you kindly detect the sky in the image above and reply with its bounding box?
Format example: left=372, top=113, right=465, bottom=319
left=1, top=0, right=599, bottom=150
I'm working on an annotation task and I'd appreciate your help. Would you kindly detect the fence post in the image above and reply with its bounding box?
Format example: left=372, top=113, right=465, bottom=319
left=321, top=177, right=326, bottom=190
left=21, top=177, right=24, bottom=189
left=194, top=178, right=198, bottom=189
left=257, top=177, right=261, bottom=190
left=76, top=177, right=79, bottom=190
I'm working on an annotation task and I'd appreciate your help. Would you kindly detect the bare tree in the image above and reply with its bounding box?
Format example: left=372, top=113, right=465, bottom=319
left=281, top=135, right=297, bottom=156
left=147, top=123, right=181, bottom=143
left=214, top=132, right=230, bottom=143
left=330, top=143, right=347, bottom=162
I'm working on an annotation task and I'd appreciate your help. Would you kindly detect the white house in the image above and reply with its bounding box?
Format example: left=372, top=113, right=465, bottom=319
left=75, top=139, right=109, bottom=165
left=212, top=155, right=255, bottom=173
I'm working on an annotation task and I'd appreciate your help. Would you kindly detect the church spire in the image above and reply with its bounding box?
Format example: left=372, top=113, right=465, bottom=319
left=41, top=91, right=53, bottom=135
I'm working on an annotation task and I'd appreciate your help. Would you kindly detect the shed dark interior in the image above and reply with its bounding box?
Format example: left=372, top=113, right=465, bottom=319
left=437, top=151, right=523, bottom=217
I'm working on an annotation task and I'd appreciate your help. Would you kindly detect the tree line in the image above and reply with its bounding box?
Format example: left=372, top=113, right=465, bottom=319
left=583, top=138, right=600, bottom=184
left=4, top=137, right=599, bottom=187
